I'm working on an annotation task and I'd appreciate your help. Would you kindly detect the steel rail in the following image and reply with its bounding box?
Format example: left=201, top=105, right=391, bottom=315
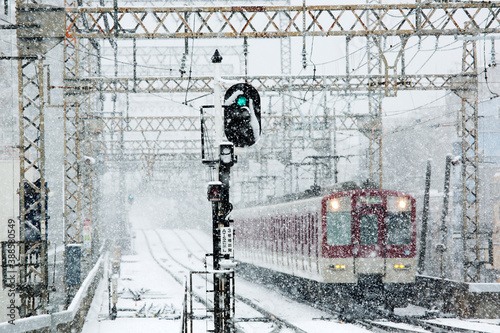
left=141, top=230, right=211, bottom=307
left=182, top=230, right=423, bottom=333
left=166, top=229, right=308, bottom=333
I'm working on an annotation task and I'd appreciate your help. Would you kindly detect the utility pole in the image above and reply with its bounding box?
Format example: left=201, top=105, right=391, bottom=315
left=418, top=159, right=432, bottom=275
left=438, top=154, right=452, bottom=307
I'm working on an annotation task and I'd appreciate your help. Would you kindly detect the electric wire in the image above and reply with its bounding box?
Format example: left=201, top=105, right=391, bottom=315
left=4, top=13, right=498, bottom=162
left=2, top=32, right=486, bottom=115
left=483, top=26, right=500, bottom=100
left=293, top=36, right=468, bottom=109
left=184, top=15, right=196, bottom=105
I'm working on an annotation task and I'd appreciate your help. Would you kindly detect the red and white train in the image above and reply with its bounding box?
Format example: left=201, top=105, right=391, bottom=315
left=233, top=185, right=417, bottom=309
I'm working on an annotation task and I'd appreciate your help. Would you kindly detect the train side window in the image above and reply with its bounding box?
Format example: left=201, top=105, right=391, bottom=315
left=386, top=212, right=411, bottom=245
left=307, top=214, right=311, bottom=256
left=360, top=214, right=378, bottom=245
left=326, top=212, right=351, bottom=246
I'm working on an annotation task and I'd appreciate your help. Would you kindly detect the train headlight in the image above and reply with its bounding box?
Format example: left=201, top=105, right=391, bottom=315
left=327, top=197, right=349, bottom=212
left=331, top=200, right=340, bottom=210
left=387, top=196, right=411, bottom=212
left=398, top=199, right=407, bottom=209
left=394, top=264, right=410, bottom=270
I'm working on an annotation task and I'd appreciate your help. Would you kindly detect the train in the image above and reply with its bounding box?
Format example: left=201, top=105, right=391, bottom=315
left=233, top=183, right=417, bottom=311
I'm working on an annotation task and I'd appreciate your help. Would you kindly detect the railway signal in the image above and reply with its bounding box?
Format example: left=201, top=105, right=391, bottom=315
left=207, top=182, right=222, bottom=201
left=223, top=83, right=261, bottom=147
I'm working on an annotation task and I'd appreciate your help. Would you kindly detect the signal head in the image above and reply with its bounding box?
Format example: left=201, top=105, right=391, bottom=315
left=223, top=83, right=261, bottom=147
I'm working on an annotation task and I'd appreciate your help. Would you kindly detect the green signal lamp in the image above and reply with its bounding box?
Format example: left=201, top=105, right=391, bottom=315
left=237, top=96, right=248, bottom=106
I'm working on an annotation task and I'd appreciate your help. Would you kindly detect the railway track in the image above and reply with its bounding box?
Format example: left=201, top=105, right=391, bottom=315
left=172, top=229, right=497, bottom=333
left=143, top=229, right=310, bottom=333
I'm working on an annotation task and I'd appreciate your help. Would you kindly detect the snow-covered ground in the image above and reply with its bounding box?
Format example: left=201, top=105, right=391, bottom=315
left=82, top=229, right=371, bottom=332
left=82, top=228, right=500, bottom=333
left=82, top=230, right=185, bottom=333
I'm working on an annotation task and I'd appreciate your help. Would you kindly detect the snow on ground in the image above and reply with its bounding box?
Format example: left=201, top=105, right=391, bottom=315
left=425, top=318, right=500, bottom=333
left=157, top=229, right=371, bottom=332
left=82, top=230, right=184, bottom=333
left=234, top=277, right=370, bottom=333
left=82, top=228, right=500, bottom=333
left=82, top=228, right=373, bottom=332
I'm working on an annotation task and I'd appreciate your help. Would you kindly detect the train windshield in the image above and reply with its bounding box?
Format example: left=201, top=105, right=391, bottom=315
left=360, top=214, right=378, bottom=245
left=386, top=212, right=411, bottom=245
left=326, top=212, right=351, bottom=246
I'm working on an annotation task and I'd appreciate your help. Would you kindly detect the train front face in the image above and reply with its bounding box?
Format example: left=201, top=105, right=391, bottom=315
left=320, top=189, right=417, bottom=289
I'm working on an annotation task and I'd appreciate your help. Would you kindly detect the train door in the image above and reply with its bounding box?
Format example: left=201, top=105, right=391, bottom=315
left=352, top=206, right=385, bottom=270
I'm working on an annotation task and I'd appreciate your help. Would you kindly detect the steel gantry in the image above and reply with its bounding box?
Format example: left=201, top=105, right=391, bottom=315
left=457, top=39, right=481, bottom=283
left=64, top=3, right=500, bottom=39
left=11, top=1, right=499, bottom=314
left=101, top=114, right=340, bottom=163
left=61, top=2, right=500, bottom=284
left=16, top=56, right=49, bottom=317
left=13, top=0, right=64, bottom=316
left=63, top=0, right=96, bottom=299
left=66, top=73, right=467, bottom=94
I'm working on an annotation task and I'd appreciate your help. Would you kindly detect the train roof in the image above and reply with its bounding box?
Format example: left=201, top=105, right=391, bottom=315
left=238, top=180, right=379, bottom=209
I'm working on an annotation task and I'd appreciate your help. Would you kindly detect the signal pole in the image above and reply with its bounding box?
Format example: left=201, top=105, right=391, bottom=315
left=208, top=50, right=236, bottom=333
left=213, top=143, right=235, bottom=333
left=203, top=50, right=261, bottom=332
left=206, top=143, right=236, bottom=333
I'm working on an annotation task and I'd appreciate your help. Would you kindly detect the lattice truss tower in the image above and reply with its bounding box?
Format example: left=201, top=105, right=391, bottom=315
left=12, top=0, right=500, bottom=316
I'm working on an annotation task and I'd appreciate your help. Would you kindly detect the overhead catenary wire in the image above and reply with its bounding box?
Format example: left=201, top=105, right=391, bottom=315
left=5, top=14, right=497, bottom=156
left=184, top=15, right=196, bottom=105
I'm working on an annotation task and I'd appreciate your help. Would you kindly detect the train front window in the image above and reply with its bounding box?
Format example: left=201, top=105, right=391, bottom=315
left=360, top=214, right=378, bottom=245
left=326, top=212, right=351, bottom=246
left=386, top=212, right=411, bottom=245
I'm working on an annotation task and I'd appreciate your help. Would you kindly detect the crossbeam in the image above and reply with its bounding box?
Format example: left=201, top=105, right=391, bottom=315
left=65, top=73, right=466, bottom=94
left=102, top=114, right=364, bottom=132
left=63, top=3, right=500, bottom=39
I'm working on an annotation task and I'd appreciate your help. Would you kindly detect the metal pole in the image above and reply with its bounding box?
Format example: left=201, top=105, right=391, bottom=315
left=189, top=272, right=193, bottom=333
left=211, top=50, right=223, bottom=333
left=212, top=50, right=223, bottom=149
left=439, top=154, right=452, bottom=307
left=218, top=148, right=232, bottom=333
left=439, top=155, right=452, bottom=270
left=200, top=107, right=206, bottom=161
left=333, top=106, right=338, bottom=184
left=418, top=159, right=432, bottom=275
left=212, top=200, right=221, bottom=332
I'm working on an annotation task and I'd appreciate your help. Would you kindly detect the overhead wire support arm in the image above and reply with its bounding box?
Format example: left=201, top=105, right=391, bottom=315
left=0, top=55, right=39, bottom=60
left=0, top=24, right=40, bottom=29
left=70, top=73, right=468, bottom=94
left=64, top=3, right=500, bottom=39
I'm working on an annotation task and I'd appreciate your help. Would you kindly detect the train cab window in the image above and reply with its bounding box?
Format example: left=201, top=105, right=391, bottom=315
left=326, top=212, right=351, bottom=246
left=360, top=214, right=378, bottom=245
left=386, top=212, right=411, bottom=245
left=326, top=197, right=351, bottom=246
left=386, top=196, right=412, bottom=245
